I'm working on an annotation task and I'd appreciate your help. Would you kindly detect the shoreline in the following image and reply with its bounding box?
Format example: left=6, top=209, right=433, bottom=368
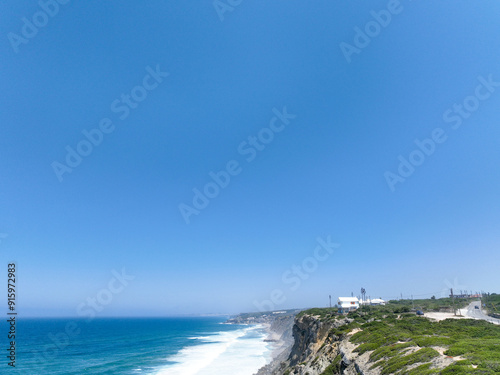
left=224, top=311, right=297, bottom=375
left=254, top=323, right=294, bottom=375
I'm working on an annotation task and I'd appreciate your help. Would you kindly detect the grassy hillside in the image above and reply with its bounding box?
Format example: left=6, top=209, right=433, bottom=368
left=347, top=313, right=500, bottom=374
left=300, top=298, right=500, bottom=374
left=388, top=296, right=470, bottom=312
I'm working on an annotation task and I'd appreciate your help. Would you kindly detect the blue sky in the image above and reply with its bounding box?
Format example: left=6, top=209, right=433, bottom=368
left=1, top=1, right=500, bottom=316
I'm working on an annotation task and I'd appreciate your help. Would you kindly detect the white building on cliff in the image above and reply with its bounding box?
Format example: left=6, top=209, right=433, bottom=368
left=359, top=298, right=386, bottom=306
left=337, top=297, right=359, bottom=312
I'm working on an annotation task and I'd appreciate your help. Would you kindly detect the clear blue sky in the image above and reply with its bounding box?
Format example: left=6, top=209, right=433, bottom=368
left=1, top=1, right=499, bottom=317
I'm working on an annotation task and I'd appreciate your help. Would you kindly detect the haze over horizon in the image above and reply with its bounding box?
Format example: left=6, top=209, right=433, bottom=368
left=1, top=1, right=500, bottom=318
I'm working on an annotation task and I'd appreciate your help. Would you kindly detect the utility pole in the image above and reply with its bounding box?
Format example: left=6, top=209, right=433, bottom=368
left=329, top=295, right=332, bottom=308
left=451, top=288, right=456, bottom=316
left=412, top=295, right=414, bottom=310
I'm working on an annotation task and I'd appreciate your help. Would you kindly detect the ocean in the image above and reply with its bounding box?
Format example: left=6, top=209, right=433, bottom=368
left=1, top=317, right=273, bottom=374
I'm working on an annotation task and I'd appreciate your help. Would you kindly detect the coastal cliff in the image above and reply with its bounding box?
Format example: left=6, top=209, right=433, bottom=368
left=263, top=313, right=368, bottom=375
left=259, top=303, right=500, bottom=375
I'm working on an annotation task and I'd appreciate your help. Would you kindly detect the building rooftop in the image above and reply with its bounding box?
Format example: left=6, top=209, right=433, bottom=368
left=338, top=297, right=359, bottom=302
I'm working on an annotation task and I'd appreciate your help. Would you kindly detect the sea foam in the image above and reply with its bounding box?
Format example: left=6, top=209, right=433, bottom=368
left=154, top=325, right=272, bottom=375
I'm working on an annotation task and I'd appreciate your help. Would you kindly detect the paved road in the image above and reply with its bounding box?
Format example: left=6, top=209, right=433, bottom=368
left=458, top=301, right=500, bottom=325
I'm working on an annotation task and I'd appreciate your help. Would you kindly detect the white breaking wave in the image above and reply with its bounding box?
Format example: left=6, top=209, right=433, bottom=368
left=154, top=325, right=272, bottom=375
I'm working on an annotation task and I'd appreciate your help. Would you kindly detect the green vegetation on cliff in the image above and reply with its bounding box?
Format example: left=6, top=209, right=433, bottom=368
left=302, top=298, right=500, bottom=374
left=389, top=296, right=470, bottom=312
left=319, top=354, right=341, bottom=375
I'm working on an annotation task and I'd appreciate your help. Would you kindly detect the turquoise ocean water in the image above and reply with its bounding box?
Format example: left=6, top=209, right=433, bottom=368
left=0, top=317, right=272, bottom=374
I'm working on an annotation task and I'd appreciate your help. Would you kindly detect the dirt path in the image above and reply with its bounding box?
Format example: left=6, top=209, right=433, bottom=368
left=424, top=302, right=500, bottom=325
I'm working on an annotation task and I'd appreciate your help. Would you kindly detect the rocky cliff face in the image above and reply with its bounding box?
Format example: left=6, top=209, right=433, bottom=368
left=266, top=314, right=374, bottom=375
left=264, top=315, right=295, bottom=340
left=278, top=314, right=343, bottom=375
left=288, top=314, right=338, bottom=370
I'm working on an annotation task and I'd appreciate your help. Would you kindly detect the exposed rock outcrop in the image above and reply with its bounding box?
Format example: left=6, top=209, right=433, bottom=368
left=262, top=314, right=375, bottom=375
